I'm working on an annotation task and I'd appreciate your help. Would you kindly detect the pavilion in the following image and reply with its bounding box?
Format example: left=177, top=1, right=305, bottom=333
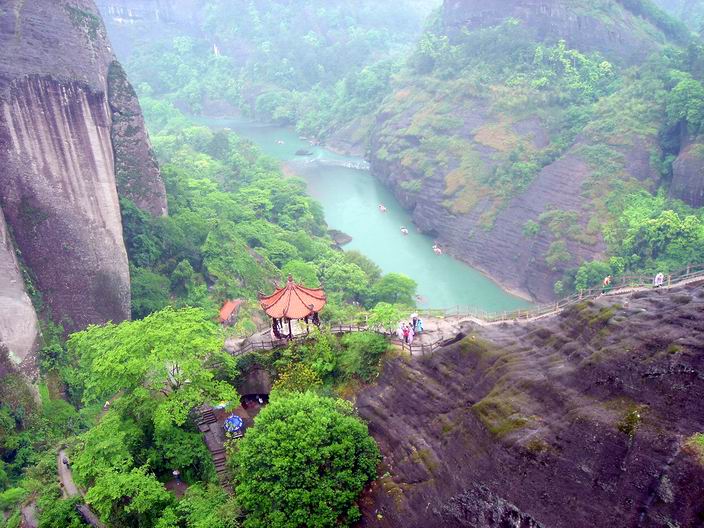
left=259, top=276, right=327, bottom=339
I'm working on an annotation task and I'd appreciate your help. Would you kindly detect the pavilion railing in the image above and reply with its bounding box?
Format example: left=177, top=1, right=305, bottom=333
left=229, top=263, right=704, bottom=357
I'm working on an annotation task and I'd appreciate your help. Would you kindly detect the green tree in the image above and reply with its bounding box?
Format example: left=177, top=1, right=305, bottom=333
left=667, top=72, right=704, bottom=133
left=170, top=259, right=195, bottom=295
left=339, top=332, right=388, bottom=381
left=574, top=260, right=613, bottom=291
left=234, top=392, right=379, bottom=528
left=67, top=307, right=237, bottom=429
left=85, top=466, right=174, bottom=528
left=367, top=302, right=403, bottom=332
left=281, top=260, right=320, bottom=288
left=131, top=267, right=171, bottom=319
left=371, top=273, right=417, bottom=305
left=272, top=363, right=322, bottom=393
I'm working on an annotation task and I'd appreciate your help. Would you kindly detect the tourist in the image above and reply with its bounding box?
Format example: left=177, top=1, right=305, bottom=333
left=402, top=324, right=410, bottom=344
left=408, top=324, right=415, bottom=345
left=602, top=275, right=612, bottom=294
left=653, top=272, right=665, bottom=288
left=416, top=317, right=424, bottom=334
left=400, top=226, right=409, bottom=235
left=397, top=321, right=404, bottom=340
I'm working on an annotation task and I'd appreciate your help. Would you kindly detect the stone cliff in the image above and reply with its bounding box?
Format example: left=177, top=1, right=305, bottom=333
left=369, top=0, right=675, bottom=302
left=358, top=283, right=704, bottom=527
left=442, top=0, right=667, bottom=64
left=0, top=0, right=166, bottom=340
left=671, top=138, right=704, bottom=208
left=96, top=0, right=202, bottom=58
left=0, top=208, right=39, bottom=367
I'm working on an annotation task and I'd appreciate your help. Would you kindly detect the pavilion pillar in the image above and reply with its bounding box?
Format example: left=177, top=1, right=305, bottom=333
left=287, top=318, right=293, bottom=339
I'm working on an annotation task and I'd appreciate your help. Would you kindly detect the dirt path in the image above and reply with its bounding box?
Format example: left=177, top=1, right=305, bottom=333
left=57, top=449, right=79, bottom=498
left=21, top=503, right=38, bottom=528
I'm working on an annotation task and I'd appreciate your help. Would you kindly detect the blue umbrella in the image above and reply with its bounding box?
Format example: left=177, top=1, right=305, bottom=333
left=224, top=414, right=244, bottom=433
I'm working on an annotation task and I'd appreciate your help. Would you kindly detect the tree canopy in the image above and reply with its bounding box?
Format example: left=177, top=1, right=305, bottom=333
left=233, top=392, right=379, bottom=528
left=67, top=307, right=237, bottom=428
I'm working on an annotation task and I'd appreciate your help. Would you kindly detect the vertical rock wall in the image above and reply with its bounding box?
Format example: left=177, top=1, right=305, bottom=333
left=0, top=208, right=39, bottom=366
left=0, top=0, right=166, bottom=335
left=108, top=61, right=167, bottom=216
left=0, top=76, right=130, bottom=331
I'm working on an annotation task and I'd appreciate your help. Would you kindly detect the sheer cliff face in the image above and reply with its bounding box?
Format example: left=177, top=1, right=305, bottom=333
left=96, top=0, right=201, bottom=58
left=442, top=0, right=664, bottom=64
left=358, top=285, right=704, bottom=527
left=0, top=0, right=166, bottom=336
left=369, top=0, right=669, bottom=303
left=0, top=209, right=39, bottom=367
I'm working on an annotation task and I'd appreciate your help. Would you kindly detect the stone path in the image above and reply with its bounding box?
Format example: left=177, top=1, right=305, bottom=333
left=54, top=450, right=106, bottom=528
left=197, top=407, right=231, bottom=489
left=223, top=274, right=704, bottom=358
left=57, top=450, right=79, bottom=498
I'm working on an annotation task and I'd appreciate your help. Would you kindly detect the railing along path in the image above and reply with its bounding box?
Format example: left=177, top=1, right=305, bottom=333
left=231, top=263, right=704, bottom=357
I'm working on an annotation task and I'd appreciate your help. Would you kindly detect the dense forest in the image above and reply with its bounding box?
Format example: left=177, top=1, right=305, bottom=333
left=125, top=0, right=436, bottom=143
left=3, top=0, right=704, bottom=527
left=369, top=1, right=704, bottom=298
left=0, top=2, right=429, bottom=527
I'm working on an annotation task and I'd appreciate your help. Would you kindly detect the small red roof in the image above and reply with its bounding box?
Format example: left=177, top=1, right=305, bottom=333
left=259, top=276, right=326, bottom=320
left=219, top=299, right=243, bottom=323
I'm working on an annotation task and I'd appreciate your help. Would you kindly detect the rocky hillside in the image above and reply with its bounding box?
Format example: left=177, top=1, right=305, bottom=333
left=0, top=0, right=166, bottom=363
left=653, top=0, right=704, bottom=31
left=358, top=282, right=704, bottom=527
left=96, top=0, right=202, bottom=57
left=369, top=0, right=704, bottom=303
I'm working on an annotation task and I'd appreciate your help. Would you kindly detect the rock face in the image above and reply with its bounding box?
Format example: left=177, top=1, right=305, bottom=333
left=0, top=0, right=166, bottom=334
left=0, top=209, right=40, bottom=366
left=671, top=140, right=704, bottom=208
left=358, top=284, right=704, bottom=527
left=96, top=0, right=202, bottom=58
left=108, top=61, right=167, bottom=215
left=442, top=0, right=665, bottom=64
left=369, top=0, right=669, bottom=302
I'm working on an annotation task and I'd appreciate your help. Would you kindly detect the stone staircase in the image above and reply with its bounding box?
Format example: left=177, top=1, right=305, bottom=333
left=196, top=408, right=232, bottom=492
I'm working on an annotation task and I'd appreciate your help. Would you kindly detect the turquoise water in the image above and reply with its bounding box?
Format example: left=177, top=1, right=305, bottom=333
left=197, top=116, right=531, bottom=311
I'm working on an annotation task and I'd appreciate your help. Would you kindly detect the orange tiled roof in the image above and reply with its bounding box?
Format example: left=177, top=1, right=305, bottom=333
left=219, top=299, right=243, bottom=323
left=259, top=276, right=326, bottom=319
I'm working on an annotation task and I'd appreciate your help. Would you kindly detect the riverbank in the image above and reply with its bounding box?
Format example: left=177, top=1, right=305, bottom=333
left=191, top=114, right=532, bottom=311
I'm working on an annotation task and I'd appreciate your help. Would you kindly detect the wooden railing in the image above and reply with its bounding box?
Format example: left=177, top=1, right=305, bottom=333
left=229, top=263, right=704, bottom=357
left=416, top=263, right=704, bottom=324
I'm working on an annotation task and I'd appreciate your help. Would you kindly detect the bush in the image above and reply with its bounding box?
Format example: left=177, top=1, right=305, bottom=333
left=0, top=487, right=27, bottom=511
left=234, top=392, right=380, bottom=528
left=339, top=332, right=389, bottom=382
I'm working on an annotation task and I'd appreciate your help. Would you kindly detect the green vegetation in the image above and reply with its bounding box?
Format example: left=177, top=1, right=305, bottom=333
left=232, top=391, right=379, bottom=528
left=126, top=1, right=433, bottom=141
left=369, top=2, right=704, bottom=290
left=125, top=97, right=418, bottom=325
left=2, top=305, right=386, bottom=526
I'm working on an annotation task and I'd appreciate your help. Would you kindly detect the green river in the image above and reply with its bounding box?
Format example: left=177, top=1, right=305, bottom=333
left=199, top=117, right=532, bottom=312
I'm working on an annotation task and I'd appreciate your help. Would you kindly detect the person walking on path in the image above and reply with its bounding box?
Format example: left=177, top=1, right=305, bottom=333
left=602, top=275, right=612, bottom=294
left=653, top=272, right=665, bottom=288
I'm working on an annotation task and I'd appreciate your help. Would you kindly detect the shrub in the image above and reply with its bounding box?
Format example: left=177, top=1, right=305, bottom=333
left=339, top=332, right=389, bottom=382
left=234, top=392, right=379, bottom=528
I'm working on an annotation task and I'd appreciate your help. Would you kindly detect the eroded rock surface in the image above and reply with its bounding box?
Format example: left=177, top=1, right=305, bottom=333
left=358, top=284, right=704, bottom=527
left=369, top=0, right=668, bottom=302
left=108, top=61, right=167, bottom=215
left=0, top=209, right=39, bottom=366
left=0, top=0, right=166, bottom=332
left=442, top=0, right=667, bottom=64
left=671, top=140, right=704, bottom=208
